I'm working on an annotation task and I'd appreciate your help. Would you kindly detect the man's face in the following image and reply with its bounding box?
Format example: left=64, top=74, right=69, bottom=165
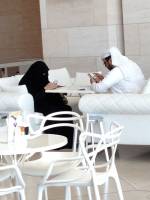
left=103, top=58, right=113, bottom=70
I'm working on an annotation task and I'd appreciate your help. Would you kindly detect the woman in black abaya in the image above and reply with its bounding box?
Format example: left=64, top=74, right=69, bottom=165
left=19, top=61, right=73, bottom=148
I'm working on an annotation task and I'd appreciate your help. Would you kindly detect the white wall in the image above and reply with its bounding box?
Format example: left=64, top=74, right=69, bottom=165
left=122, top=0, right=150, bottom=78
left=39, top=0, right=150, bottom=78
left=39, top=0, right=123, bottom=76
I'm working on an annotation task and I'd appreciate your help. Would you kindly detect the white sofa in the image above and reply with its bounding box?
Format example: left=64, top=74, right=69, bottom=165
left=79, top=91, right=150, bottom=145
left=0, top=75, right=34, bottom=118
left=47, top=67, right=150, bottom=145
left=49, top=68, right=150, bottom=145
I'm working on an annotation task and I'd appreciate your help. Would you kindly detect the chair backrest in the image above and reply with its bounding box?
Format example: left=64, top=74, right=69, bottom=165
left=74, top=72, right=91, bottom=86
left=27, top=111, right=84, bottom=152
left=79, top=121, right=124, bottom=171
left=48, top=67, right=72, bottom=86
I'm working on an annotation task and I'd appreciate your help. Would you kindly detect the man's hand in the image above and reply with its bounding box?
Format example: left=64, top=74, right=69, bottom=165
left=93, top=73, right=104, bottom=82
left=44, top=82, right=58, bottom=90
left=88, top=73, right=104, bottom=84
left=88, top=74, right=96, bottom=84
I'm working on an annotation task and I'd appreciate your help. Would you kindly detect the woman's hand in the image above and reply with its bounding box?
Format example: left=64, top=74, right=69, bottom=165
left=44, top=82, right=58, bottom=90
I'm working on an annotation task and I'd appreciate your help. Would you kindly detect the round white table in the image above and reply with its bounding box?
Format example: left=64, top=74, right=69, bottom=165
left=0, top=134, right=68, bottom=156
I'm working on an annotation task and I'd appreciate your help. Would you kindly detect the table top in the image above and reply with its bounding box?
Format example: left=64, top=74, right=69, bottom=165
left=0, top=134, right=68, bottom=156
left=45, top=85, right=94, bottom=94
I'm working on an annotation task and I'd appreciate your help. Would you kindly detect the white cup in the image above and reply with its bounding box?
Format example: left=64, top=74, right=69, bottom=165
left=33, top=112, right=44, bottom=125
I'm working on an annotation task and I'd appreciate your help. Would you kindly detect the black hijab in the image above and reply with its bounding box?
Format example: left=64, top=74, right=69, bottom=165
left=19, top=61, right=49, bottom=96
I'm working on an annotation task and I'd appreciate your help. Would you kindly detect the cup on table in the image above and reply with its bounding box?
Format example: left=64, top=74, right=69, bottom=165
left=33, top=112, right=44, bottom=125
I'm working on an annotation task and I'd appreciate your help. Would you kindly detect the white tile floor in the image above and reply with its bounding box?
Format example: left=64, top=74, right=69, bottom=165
left=1, top=145, right=150, bottom=200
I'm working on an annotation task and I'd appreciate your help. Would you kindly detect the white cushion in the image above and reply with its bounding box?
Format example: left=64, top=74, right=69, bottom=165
left=0, top=85, right=28, bottom=94
left=0, top=75, right=22, bottom=87
left=48, top=68, right=71, bottom=86
left=0, top=77, right=16, bottom=87
left=79, top=93, right=150, bottom=114
left=142, top=79, right=150, bottom=94
left=0, top=92, right=34, bottom=113
left=14, top=74, right=23, bottom=82
left=0, top=92, right=21, bottom=110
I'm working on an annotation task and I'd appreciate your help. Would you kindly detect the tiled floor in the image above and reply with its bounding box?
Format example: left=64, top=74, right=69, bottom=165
left=1, top=145, right=150, bottom=199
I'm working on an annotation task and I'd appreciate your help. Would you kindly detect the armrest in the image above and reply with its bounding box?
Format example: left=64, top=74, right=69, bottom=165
left=79, top=93, right=150, bottom=114
left=18, top=93, right=34, bottom=113
left=0, top=92, right=34, bottom=114
left=0, top=85, right=28, bottom=94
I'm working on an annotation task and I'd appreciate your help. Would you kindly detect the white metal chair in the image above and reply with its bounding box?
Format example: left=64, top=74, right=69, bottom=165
left=34, top=121, right=123, bottom=200
left=27, top=111, right=84, bottom=150
left=0, top=164, right=25, bottom=199
left=85, top=113, right=110, bottom=161
left=86, top=113, right=104, bottom=133
left=20, top=111, right=84, bottom=199
left=80, top=121, right=124, bottom=200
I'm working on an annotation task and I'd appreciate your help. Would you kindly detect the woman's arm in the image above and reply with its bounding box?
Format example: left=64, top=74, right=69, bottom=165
left=44, top=82, right=58, bottom=90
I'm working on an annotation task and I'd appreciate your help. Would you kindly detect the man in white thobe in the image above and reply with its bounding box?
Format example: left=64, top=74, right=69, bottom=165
left=90, top=47, right=145, bottom=93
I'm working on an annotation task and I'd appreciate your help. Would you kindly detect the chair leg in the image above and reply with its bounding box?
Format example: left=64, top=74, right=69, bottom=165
left=37, top=185, right=44, bottom=200
left=11, top=176, right=21, bottom=200
left=44, top=188, right=48, bottom=200
left=76, top=186, right=82, bottom=200
left=87, top=186, right=93, bottom=200
left=112, top=170, right=124, bottom=200
left=93, top=185, right=101, bottom=200
left=114, top=177, right=124, bottom=200
left=65, top=186, right=71, bottom=200
left=103, top=178, right=109, bottom=200
left=19, top=189, right=26, bottom=200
